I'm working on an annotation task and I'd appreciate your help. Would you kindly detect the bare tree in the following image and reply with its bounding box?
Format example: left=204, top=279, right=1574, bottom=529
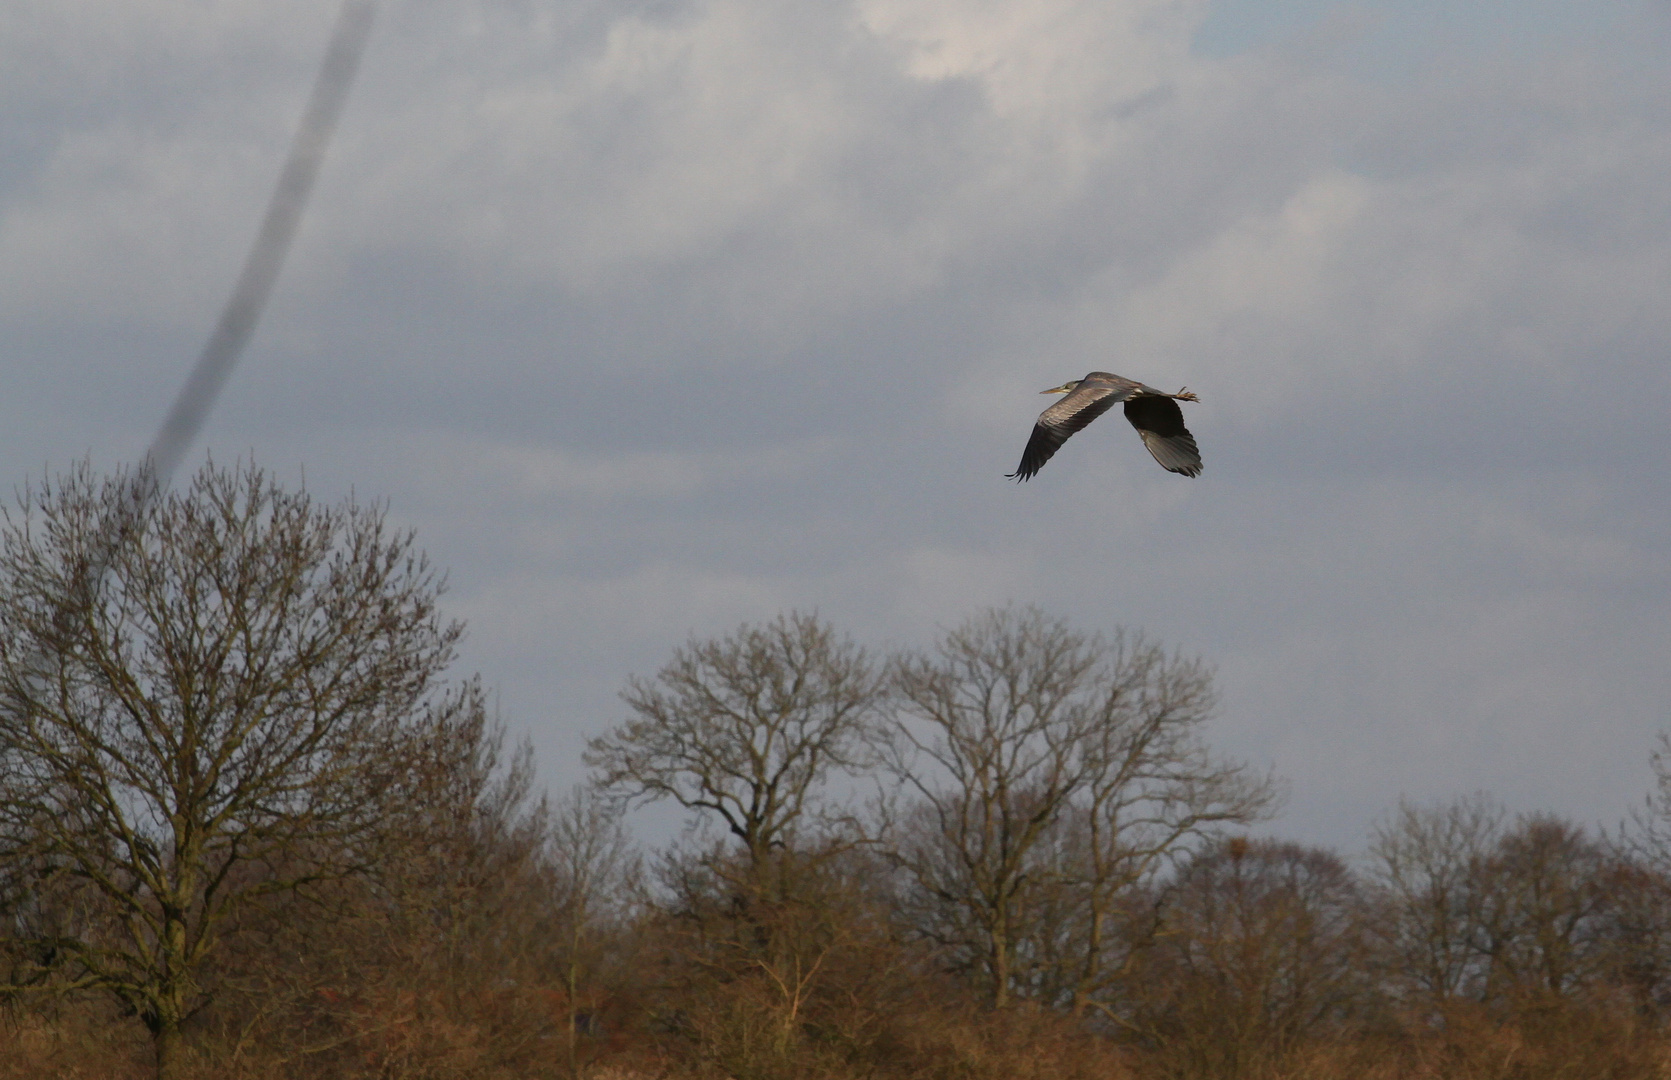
left=1611, top=734, right=1671, bottom=1010
left=548, top=785, right=639, bottom=1078
left=1596, top=856, right=1671, bottom=1013
left=882, top=606, right=1275, bottom=1009
left=184, top=686, right=557, bottom=1075
left=1064, top=631, right=1278, bottom=1018
left=586, top=612, right=881, bottom=886
left=1371, top=797, right=1639, bottom=1010
left=585, top=613, right=889, bottom=1072
left=0, top=460, right=462, bottom=1078
left=1366, top=793, right=1504, bottom=1007
left=883, top=607, right=1099, bottom=1007
left=1474, top=814, right=1617, bottom=1003
left=1632, top=731, right=1671, bottom=861
left=650, top=838, right=899, bottom=1075
left=369, top=685, right=556, bottom=988
left=1135, top=838, right=1369, bottom=1074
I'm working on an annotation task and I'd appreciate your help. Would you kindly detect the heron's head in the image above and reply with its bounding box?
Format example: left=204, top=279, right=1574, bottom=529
left=1041, top=380, right=1080, bottom=395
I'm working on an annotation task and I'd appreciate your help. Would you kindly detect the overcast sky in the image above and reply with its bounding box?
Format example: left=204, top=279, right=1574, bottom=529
left=3, top=0, right=1669, bottom=852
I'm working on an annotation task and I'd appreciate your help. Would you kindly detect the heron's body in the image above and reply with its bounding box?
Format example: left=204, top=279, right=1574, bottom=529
left=1008, top=371, right=1202, bottom=480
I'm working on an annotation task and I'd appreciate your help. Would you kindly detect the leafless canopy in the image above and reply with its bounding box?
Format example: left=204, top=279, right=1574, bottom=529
left=586, top=612, right=882, bottom=874
left=0, top=459, right=462, bottom=1076
left=1366, top=793, right=1506, bottom=1005
left=1368, top=795, right=1653, bottom=1009
left=882, top=605, right=1276, bottom=1010
left=1145, top=839, right=1370, bottom=1059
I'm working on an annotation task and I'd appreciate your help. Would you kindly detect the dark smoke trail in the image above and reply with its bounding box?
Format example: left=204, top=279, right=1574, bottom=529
left=15, top=3, right=382, bottom=713
left=145, top=0, right=380, bottom=485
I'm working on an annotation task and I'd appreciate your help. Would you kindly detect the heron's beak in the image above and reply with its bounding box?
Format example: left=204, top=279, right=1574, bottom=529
left=1040, top=383, right=1075, bottom=395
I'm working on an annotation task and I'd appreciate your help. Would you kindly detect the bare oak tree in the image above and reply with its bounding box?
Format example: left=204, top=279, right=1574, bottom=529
left=586, top=612, right=881, bottom=883
left=1370, top=797, right=1635, bottom=1009
left=587, top=613, right=882, bottom=1068
left=1474, top=814, right=1618, bottom=1002
left=883, top=606, right=1275, bottom=1009
left=0, top=461, right=462, bottom=1078
left=548, top=785, right=639, bottom=1078
left=1366, top=793, right=1504, bottom=1006
left=1136, top=838, right=1369, bottom=1075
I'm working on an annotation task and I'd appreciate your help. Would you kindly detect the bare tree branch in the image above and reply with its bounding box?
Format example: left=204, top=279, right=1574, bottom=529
left=586, top=612, right=882, bottom=881
left=881, top=605, right=1277, bottom=1009
left=0, top=459, right=461, bottom=1078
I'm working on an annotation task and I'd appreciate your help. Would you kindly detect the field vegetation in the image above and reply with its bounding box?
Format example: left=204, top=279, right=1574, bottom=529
left=4, top=463, right=1671, bottom=1079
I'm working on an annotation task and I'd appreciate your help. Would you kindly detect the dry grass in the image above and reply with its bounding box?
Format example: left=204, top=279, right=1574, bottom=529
left=1122, top=1004, right=1671, bottom=1080
left=9, top=993, right=1671, bottom=1080
left=0, top=1002, right=151, bottom=1080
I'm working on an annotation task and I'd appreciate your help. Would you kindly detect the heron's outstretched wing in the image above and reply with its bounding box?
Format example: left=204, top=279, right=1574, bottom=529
left=1007, top=381, right=1131, bottom=481
left=1123, top=396, right=1202, bottom=477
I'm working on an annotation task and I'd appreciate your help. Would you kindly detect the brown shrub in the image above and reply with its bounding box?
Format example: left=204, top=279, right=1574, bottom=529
left=0, top=1000, right=150, bottom=1080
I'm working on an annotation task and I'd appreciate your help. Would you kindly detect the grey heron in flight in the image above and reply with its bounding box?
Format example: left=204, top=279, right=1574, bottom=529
left=1008, top=372, right=1202, bottom=480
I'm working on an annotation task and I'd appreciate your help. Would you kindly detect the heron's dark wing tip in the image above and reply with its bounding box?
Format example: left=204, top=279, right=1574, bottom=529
left=1008, top=422, right=1060, bottom=481
left=1143, top=435, right=1203, bottom=475
left=1123, top=396, right=1204, bottom=477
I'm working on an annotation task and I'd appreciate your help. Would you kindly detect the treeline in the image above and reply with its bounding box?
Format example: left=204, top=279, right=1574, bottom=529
left=3, top=462, right=1671, bottom=1080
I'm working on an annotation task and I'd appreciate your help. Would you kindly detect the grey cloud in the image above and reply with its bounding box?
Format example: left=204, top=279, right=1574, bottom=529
left=1, top=0, right=1668, bottom=852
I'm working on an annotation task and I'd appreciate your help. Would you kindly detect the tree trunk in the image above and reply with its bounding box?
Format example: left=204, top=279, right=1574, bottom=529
left=991, top=913, right=1011, bottom=1008
left=153, top=1019, right=182, bottom=1080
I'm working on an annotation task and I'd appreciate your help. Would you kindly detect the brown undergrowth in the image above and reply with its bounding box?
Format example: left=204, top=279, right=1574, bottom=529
left=9, top=996, right=1671, bottom=1080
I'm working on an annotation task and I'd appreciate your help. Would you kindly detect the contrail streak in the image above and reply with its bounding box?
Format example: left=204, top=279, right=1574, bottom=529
left=13, top=2, right=382, bottom=728
left=145, top=0, right=379, bottom=485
